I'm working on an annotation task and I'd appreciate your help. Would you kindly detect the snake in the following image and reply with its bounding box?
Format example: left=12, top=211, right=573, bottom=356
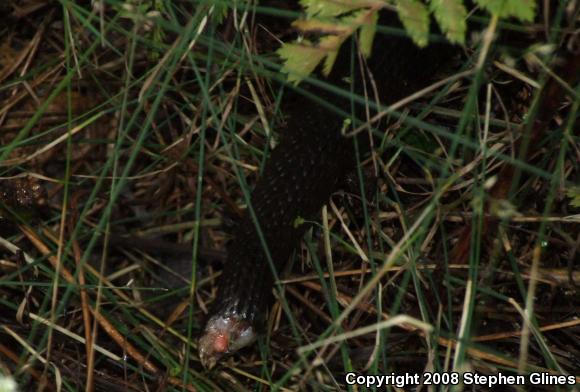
left=198, top=12, right=455, bottom=369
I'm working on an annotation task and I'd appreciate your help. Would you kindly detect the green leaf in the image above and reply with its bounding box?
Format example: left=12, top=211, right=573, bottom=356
left=396, top=0, right=430, bottom=47
left=321, top=35, right=344, bottom=76
left=567, top=186, right=580, bottom=208
left=293, top=216, right=306, bottom=228
left=299, top=0, right=367, bottom=18
left=430, top=0, right=467, bottom=44
left=292, top=18, right=351, bottom=35
left=284, top=5, right=382, bottom=82
left=278, top=40, right=327, bottom=84
left=358, top=10, right=379, bottom=57
left=475, top=0, right=536, bottom=21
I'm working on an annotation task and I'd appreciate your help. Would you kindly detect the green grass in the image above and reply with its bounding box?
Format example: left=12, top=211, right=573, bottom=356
left=0, top=1, right=578, bottom=391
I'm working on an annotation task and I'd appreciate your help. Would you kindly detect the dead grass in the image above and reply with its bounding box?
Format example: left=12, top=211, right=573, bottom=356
left=0, top=1, right=578, bottom=391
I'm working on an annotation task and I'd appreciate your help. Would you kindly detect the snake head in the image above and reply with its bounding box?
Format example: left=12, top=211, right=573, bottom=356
left=198, top=314, right=256, bottom=369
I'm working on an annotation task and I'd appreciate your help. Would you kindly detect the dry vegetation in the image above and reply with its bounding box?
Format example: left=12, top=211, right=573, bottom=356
left=0, top=1, right=579, bottom=391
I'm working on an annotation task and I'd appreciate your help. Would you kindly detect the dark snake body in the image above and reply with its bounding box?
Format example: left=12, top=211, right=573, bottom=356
left=213, top=95, right=354, bottom=324
left=199, top=15, right=455, bottom=367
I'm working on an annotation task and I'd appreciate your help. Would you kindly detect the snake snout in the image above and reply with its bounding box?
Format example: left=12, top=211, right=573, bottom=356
left=198, top=314, right=256, bottom=369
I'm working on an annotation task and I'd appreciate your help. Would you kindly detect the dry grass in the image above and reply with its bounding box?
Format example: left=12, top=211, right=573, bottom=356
left=0, top=1, right=578, bottom=391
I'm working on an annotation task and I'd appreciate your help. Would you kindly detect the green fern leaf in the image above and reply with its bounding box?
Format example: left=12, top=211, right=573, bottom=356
left=430, top=0, right=467, bottom=44
left=321, top=35, right=345, bottom=76
left=567, top=187, right=580, bottom=208
left=299, top=0, right=362, bottom=18
left=476, top=0, right=536, bottom=21
left=396, top=0, right=430, bottom=47
left=359, top=10, right=379, bottom=57
left=278, top=40, right=327, bottom=84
